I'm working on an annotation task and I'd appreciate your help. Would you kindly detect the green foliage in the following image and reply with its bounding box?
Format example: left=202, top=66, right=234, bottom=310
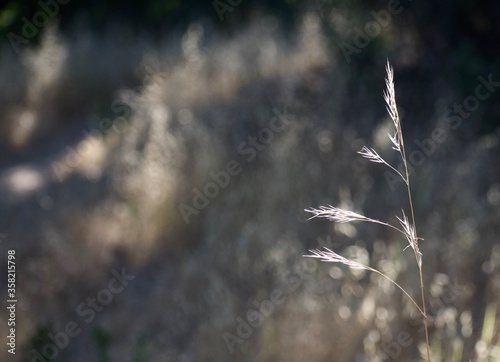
left=92, top=326, right=111, bottom=362
left=23, top=325, right=50, bottom=361
left=131, top=335, right=148, bottom=362
left=23, top=325, right=66, bottom=362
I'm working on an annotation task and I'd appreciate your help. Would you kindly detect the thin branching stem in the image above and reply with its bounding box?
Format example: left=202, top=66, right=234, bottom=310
left=370, top=266, right=425, bottom=317
left=387, top=60, right=431, bottom=361
left=305, top=247, right=425, bottom=316
left=358, top=146, right=408, bottom=184
left=305, top=61, right=431, bottom=361
left=305, top=205, right=407, bottom=236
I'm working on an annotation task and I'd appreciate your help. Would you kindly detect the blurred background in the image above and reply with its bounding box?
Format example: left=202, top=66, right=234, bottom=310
left=0, top=0, right=499, bottom=361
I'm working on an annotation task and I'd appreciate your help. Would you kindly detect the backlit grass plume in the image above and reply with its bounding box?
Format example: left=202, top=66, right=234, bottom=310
left=304, top=61, right=431, bottom=361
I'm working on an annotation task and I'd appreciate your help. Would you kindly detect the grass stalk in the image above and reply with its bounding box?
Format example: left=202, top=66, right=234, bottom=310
left=305, top=60, right=431, bottom=361
left=394, top=65, right=431, bottom=361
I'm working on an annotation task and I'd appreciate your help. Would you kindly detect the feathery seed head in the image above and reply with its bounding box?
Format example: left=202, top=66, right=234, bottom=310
left=305, top=206, right=369, bottom=223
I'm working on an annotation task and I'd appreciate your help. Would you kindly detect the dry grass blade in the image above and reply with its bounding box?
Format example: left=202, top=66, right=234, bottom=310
left=396, top=210, right=422, bottom=266
left=304, top=247, right=424, bottom=316
left=305, top=247, right=367, bottom=269
left=304, top=60, right=431, bottom=361
left=384, top=62, right=399, bottom=129
left=358, top=146, right=385, bottom=163
left=358, top=146, right=407, bottom=184
left=384, top=61, right=403, bottom=155
left=305, top=206, right=407, bottom=237
left=388, top=132, right=400, bottom=152
left=305, top=205, right=370, bottom=223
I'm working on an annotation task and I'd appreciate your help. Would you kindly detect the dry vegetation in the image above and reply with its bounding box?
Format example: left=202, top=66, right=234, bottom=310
left=0, top=11, right=499, bottom=362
